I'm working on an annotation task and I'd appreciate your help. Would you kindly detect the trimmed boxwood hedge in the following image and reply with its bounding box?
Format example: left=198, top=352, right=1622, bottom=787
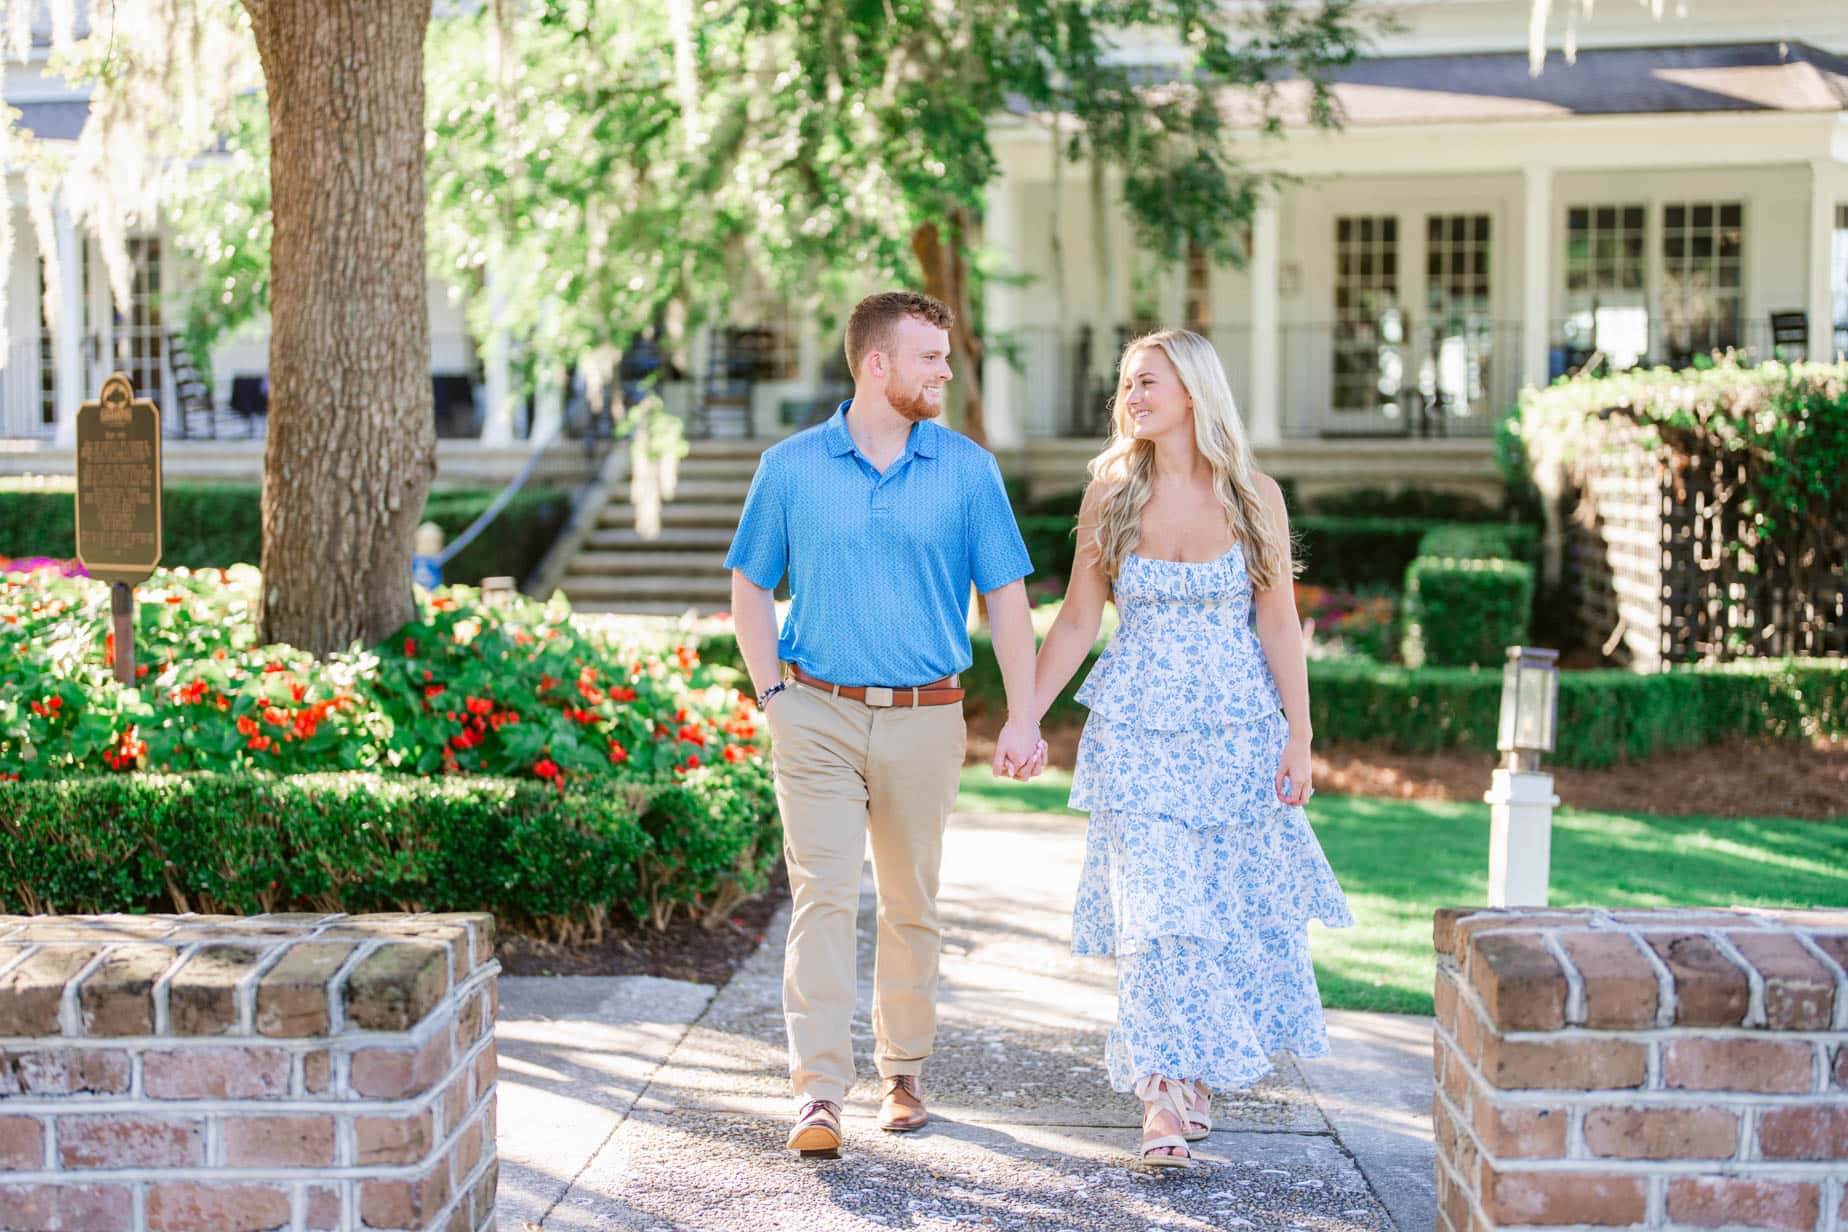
left=0, top=483, right=569, bottom=587
left=1401, top=556, right=1536, bottom=668
left=0, top=766, right=780, bottom=938
left=1415, top=523, right=1540, bottom=569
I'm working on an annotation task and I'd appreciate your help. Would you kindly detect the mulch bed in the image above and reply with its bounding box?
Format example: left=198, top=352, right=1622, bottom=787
left=967, top=716, right=1845, bottom=823
left=496, top=862, right=789, bottom=983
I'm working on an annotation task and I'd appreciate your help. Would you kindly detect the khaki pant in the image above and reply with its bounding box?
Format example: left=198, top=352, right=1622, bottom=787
left=764, top=679, right=966, bottom=1106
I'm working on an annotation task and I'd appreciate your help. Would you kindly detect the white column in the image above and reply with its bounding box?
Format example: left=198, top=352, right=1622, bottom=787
left=1248, top=189, right=1281, bottom=445
left=1808, top=160, right=1837, bottom=362
left=1485, top=768, right=1559, bottom=907
left=52, top=204, right=83, bottom=448
left=478, top=258, right=516, bottom=445
left=1521, top=165, right=1553, bottom=392
left=981, top=179, right=1024, bottom=449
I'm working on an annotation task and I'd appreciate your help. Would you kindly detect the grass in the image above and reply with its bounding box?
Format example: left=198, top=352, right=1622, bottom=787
left=955, top=767, right=1848, bottom=1016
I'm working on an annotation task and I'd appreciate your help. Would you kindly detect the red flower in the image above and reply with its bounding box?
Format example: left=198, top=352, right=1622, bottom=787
left=424, top=683, right=446, bottom=699
left=264, top=661, right=289, bottom=675
left=465, top=696, right=494, bottom=717
left=164, top=594, right=183, bottom=605
left=290, top=683, right=306, bottom=703
left=609, top=686, right=637, bottom=703
left=236, top=716, right=259, bottom=737
left=539, top=673, right=558, bottom=693
left=723, top=744, right=748, bottom=763
left=135, top=664, right=148, bottom=678
left=533, top=758, right=562, bottom=781
left=676, top=724, right=706, bottom=747
left=404, top=637, right=418, bottom=657
left=608, top=740, right=628, bottom=764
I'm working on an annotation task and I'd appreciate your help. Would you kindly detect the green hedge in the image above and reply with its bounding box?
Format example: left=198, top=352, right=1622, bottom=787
left=1294, top=517, right=1449, bottom=588
left=1308, top=486, right=1501, bottom=521
left=0, top=484, right=569, bottom=587
left=1415, top=523, right=1539, bottom=569
left=1401, top=556, right=1535, bottom=668
left=0, top=767, right=779, bottom=937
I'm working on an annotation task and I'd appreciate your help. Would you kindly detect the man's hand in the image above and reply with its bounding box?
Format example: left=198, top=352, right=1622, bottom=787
left=992, top=715, right=1045, bottom=781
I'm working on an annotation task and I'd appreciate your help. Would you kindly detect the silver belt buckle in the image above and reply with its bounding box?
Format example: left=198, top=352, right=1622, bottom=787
left=863, top=686, right=895, bottom=708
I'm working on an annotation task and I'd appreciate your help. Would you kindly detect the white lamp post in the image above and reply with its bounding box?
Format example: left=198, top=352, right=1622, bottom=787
left=1486, top=646, right=1561, bottom=907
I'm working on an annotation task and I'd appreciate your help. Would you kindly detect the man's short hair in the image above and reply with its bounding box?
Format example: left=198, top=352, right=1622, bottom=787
left=844, top=291, right=954, bottom=377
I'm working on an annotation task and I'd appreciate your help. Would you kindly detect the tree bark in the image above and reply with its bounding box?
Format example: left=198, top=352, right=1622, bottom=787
left=912, top=210, right=985, bottom=445
left=247, top=0, right=436, bottom=654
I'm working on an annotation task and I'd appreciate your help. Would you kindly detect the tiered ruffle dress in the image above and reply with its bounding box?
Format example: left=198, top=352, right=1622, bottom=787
left=1069, top=545, right=1353, bottom=1094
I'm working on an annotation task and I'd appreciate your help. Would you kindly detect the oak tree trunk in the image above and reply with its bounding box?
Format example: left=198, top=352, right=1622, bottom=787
left=247, top=0, right=436, bottom=654
left=912, top=210, right=986, bottom=446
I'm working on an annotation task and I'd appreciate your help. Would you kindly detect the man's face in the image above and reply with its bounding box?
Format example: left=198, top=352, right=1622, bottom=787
left=880, top=316, right=953, bottom=422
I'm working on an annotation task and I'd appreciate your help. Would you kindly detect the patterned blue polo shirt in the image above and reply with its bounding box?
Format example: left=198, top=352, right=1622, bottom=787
left=724, top=401, right=1033, bottom=687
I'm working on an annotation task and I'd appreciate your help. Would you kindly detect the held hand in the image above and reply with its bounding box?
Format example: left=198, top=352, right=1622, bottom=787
left=1275, top=735, right=1314, bottom=807
left=992, top=716, right=1043, bottom=781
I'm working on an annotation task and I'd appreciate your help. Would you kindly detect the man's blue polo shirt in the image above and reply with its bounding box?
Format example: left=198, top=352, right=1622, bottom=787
left=724, top=401, right=1032, bottom=687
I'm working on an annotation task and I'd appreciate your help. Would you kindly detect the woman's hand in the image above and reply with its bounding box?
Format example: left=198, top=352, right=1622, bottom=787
left=1275, top=733, right=1314, bottom=807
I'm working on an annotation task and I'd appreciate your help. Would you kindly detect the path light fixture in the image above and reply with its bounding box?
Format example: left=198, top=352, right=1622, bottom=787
left=1486, top=646, right=1560, bottom=907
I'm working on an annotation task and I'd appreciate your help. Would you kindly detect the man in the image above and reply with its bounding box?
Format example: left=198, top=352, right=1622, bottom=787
left=726, top=290, right=1046, bottom=1157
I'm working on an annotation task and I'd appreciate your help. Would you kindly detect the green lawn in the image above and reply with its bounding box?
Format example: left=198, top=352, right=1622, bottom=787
left=956, top=767, right=1848, bottom=1016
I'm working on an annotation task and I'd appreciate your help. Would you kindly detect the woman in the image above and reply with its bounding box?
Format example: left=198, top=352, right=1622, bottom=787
left=1028, top=329, right=1352, bottom=1167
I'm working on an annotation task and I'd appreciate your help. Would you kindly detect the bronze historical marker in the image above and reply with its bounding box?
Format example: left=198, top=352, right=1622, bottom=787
left=75, top=373, right=163, bottom=685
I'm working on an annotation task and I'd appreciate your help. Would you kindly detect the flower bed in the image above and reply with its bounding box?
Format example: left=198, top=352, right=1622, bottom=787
left=0, top=565, right=777, bottom=933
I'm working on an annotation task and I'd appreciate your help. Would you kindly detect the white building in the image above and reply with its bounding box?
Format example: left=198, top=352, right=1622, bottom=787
left=3, top=0, right=1846, bottom=502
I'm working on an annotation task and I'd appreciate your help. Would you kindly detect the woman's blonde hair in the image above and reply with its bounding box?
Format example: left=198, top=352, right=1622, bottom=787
left=1085, top=329, right=1290, bottom=589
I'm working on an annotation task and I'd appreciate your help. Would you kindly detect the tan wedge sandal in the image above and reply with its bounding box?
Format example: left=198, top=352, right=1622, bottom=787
left=1134, top=1076, right=1196, bottom=1169
left=1184, top=1080, right=1212, bottom=1143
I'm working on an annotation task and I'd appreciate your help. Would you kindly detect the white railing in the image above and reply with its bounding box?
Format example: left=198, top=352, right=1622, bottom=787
left=0, top=335, right=54, bottom=440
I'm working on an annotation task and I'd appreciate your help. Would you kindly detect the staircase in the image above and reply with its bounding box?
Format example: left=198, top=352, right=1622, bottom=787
left=557, top=439, right=767, bottom=616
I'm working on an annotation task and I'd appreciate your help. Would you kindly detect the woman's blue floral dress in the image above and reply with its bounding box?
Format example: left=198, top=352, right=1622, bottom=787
left=1069, top=544, right=1353, bottom=1094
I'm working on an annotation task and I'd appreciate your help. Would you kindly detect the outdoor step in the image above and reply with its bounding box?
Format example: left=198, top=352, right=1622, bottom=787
left=640, top=477, right=753, bottom=501
left=684, top=439, right=776, bottom=460
left=559, top=574, right=734, bottom=602
left=568, top=597, right=730, bottom=618
left=565, top=551, right=729, bottom=577
left=596, top=501, right=743, bottom=530
left=670, top=456, right=767, bottom=480
left=582, top=526, right=737, bottom=552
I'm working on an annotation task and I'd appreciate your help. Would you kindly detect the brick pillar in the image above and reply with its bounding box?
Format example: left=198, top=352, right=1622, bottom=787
left=1433, top=906, right=1847, bottom=1232
left=0, top=912, right=499, bottom=1232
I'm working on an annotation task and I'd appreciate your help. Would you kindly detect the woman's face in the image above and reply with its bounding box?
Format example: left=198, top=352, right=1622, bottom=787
left=1120, top=345, right=1192, bottom=441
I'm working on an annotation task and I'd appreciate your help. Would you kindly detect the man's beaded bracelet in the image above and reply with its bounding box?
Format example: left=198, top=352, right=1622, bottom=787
left=756, top=681, right=788, bottom=710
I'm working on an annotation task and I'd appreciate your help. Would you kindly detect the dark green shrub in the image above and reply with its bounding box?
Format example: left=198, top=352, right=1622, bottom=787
left=0, top=483, right=568, bottom=586
left=1019, top=516, right=1079, bottom=590
left=1308, top=486, right=1500, bottom=520
left=1415, top=523, right=1539, bottom=568
left=1401, top=556, right=1536, bottom=668
left=0, top=774, right=641, bottom=937
left=1294, top=517, right=1445, bottom=588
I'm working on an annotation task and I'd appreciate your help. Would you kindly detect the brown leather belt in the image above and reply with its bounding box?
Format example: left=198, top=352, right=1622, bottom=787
left=789, top=666, right=964, bottom=708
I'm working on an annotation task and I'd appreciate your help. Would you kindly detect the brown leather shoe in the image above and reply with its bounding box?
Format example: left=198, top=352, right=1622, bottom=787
left=878, top=1074, right=928, bottom=1132
left=786, top=1099, right=843, bottom=1157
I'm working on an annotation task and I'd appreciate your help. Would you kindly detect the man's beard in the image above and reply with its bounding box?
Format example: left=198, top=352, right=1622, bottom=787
left=889, top=379, right=943, bottom=423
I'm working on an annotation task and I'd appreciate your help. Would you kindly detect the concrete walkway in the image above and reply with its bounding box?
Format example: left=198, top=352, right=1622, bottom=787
left=495, top=808, right=1437, bottom=1231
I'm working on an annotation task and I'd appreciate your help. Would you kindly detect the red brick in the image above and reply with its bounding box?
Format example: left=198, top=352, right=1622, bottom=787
left=343, top=942, right=450, bottom=1032
left=1435, top=908, right=1484, bottom=958
left=1469, top=932, right=1567, bottom=1031
left=426, top=912, right=495, bottom=969
left=304, top=1048, right=332, bottom=1094
left=1756, top=1106, right=1848, bottom=1160
left=1835, top=1044, right=1847, bottom=1090
left=472, top=1041, right=496, bottom=1100
left=1648, top=933, right=1749, bottom=1025
left=0, top=1049, right=130, bottom=1096
left=1479, top=1034, right=1647, bottom=1091
left=0, top=1183, right=135, bottom=1231
left=457, top=986, right=486, bottom=1044
left=443, top=1070, right=470, bottom=1133
left=1558, top=931, right=1658, bottom=1028
left=1583, top=1106, right=1739, bottom=1159
left=147, top=1182, right=291, bottom=1232
left=254, top=941, right=355, bottom=1037
left=77, top=945, right=175, bottom=1036
left=1662, top=1039, right=1813, bottom=1093
left=167, top=945, right=262, bottom=1035
left=361, top=1162, right=451, bottom=1230
left=144, top=1046, right=289, bottom=1099
left=57, top=1115, right=204, bottom=1169
left=1479, top=1166, right=1646, bottom=1226
left=1667, top=1177, right=1819, bottom=1231
left=1725, top=931, right=1834, bottom=1029
left=1434, top=966, right=1459, bottom=1030
left=0, top=1116, right=43, bottom=1170
left=223, top=1114, right=337, bottom=1168
left=469, top=1158, right=497, bottom=1229
left=1451, top=912, right=1587, bottom=960
left=355, top=1108, right=435, bottom=1166
left=454, top=1112, right=486, bottom=1182
left=1451, top=992, right=1485, bottom=1066
left=305, top=1186, right=342, bottom=1232
left=351, top=1029, right=451, bottom=1099
left=1470, top=1091, right=1567, bottom=1158
left=0, top=946, right=100, bottom=1036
